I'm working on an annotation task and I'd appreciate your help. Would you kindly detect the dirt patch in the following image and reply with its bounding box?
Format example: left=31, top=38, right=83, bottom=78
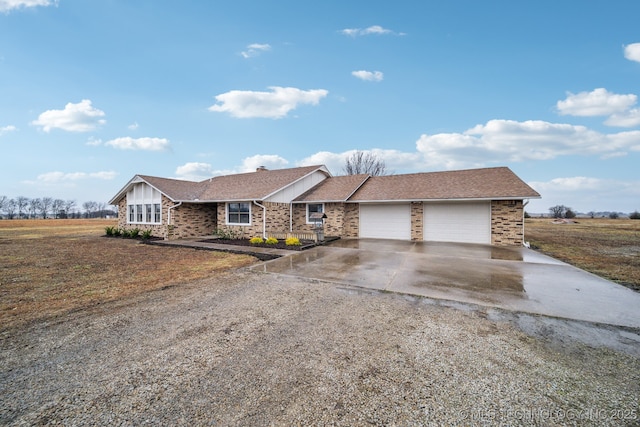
left=526, top=218, right=640, bottom=291
left=0, top=219, right=257, bottom=334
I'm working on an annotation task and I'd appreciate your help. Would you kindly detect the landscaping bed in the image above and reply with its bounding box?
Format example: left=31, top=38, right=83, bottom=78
left=198, top=238, right=321, bottom=251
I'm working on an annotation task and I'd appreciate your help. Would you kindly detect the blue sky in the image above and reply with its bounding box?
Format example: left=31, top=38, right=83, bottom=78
left=1, top=0, right=639, bottom=214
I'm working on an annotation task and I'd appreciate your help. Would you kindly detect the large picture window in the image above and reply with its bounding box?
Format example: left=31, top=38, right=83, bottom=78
left=307, top=203, right=324, bottom=223
left=126, top=182, right=162, bottom=224
left=227, top=202, right=251, bottom=225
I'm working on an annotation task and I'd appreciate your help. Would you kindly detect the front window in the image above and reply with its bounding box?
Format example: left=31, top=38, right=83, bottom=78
left=126, top=182, right=162, bottom=224
left=128, top=205, right=135, bottom=222
left=307, top=203, right=324, bottom=223
left=227, top=202, right=251, bottom=225
left=154, top=204, right=161, bottom=223
left=145, top=204, right=152, bottom=222
left=136, top=204, right=143, bottom=222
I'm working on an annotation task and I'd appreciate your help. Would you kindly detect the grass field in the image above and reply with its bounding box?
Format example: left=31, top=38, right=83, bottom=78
left=525, top=218, right=640, bottom=291
left=0, top=219, right=256, bottom=334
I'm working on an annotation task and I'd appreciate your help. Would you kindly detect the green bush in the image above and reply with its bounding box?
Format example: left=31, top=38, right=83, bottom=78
left=113, top=228, right=122, bottom=237
left=105, top=226, right=115, bottom=236
left=141, top=229, right=153, bottom=240
left=265, top=237, right=279, bottom=245
left=285, top=237, right=301, bottom=246
left=250, top=236, right=264, bottom=244
left=129, top=228, right=141, bottom=238
left=120, top=229, right=131, bottom=238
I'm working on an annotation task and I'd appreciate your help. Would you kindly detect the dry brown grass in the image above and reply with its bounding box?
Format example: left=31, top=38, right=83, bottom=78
left=0, top=219, right=257, bottom=333
left=525, top=218, right=640, bottom=291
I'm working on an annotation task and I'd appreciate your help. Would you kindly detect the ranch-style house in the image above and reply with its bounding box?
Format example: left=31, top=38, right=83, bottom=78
left=109, top=165, right=540, bottom=246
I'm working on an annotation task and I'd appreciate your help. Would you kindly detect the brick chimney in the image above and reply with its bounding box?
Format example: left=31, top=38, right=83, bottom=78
left=256, top=166, right=268, bottom=172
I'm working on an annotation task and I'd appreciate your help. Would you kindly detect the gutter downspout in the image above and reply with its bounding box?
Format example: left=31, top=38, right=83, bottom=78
left=166, top=201, right=183, bottom=240
left=253, top=200, right=267, bottom=239
left=522, top=200, right=529, bottom=247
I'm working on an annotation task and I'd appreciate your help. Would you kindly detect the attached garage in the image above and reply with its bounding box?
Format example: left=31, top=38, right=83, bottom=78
left=359, top=203, right=411, bottom=240
left=423, top=202, right=491, bottom=244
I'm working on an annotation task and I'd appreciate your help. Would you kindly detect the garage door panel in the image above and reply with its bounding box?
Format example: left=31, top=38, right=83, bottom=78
left=360, top=204, right=410, bottom=240
left=424, top=202, right=490, bottom=244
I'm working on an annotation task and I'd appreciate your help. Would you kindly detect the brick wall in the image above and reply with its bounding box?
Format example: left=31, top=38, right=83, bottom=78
left=169, top=202, right=218, bottom=239
left=343, top=203, right=359, bottom=237
left=410, top=202, right=423, bottom=241
left=215, top=201, right=290, bottom=239
left=491, top=200, right=524, bottom=246
left=292, top=203, right=347, bottom=237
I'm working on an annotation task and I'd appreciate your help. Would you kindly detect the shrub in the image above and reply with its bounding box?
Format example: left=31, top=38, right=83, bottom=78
left=250, top=236, right=264, bottom=244
left=113, top=228, right=122, bottom=237
left=265, top=237, right=279, bottom=245
left=285, top=237, right=301, bottom=246
left=629, top=211, right=640, bottom=220
left=120, top=229, right=131, bottom=238
left=141, top=229, right=153, bottom=240
left=105, top=226, right=115, bottom=236
left=129, top=228, right=141, bottom=238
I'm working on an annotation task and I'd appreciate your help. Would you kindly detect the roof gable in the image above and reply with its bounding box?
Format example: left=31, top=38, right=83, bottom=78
left=294, top=174, right=370, bottom=202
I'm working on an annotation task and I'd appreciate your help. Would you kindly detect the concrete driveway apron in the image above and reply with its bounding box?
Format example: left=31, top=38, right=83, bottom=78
left=250, top=239, right=640, bottom=328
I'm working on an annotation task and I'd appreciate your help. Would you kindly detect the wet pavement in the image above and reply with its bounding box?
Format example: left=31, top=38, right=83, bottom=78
left=250, top=239, right=640, bottom=328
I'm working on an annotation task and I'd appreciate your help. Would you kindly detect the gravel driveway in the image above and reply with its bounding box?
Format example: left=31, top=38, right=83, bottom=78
left=1, top=270, right=639, bottom=426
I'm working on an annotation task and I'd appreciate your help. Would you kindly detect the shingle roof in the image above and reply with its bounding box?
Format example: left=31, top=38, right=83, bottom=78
left=294, top=174, right=370, bottom=202
left=348, top=167, right=540, bottom=201
left=138, top=175, right=206, bottom=201
left=197, top=165, right=328, bottom=201
left=110, top=165, right=329, bottom=204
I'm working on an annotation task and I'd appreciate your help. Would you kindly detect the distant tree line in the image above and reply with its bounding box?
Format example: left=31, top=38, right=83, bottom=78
left=0, top=196, right=116, bottom=219
left=546, top=204, right=639, bottom=220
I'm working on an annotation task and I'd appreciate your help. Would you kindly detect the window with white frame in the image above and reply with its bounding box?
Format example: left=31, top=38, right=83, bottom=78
left=307, top=203, right=324, bottom=223
left=227, top=202, right=251, bottom=225
left=126, top=182, right=162, bottom=224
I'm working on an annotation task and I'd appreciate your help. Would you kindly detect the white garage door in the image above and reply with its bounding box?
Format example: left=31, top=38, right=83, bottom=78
left=424, top=202, right=491, bottom=244
left=360, top=204, right=411, bottom=240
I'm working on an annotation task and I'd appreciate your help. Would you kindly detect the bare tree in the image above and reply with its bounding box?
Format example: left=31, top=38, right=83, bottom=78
left=83, top=201, right=98, bottom=218
left=16, top=196, right=29, bottom=219
left=0, top=195, right=6, bottom=215
left=342, top=151, right=388, bottom=176
left=5, top=199, right=17, bottom=219
left=39, top=197, right=53, bottom=219
left=64, top=200, right=77, bottom=218
left=52, top=199, right=65, bottom=219
left=549, top=205, right=571, bottom=219
left=29, top=198, right=41, bottom=219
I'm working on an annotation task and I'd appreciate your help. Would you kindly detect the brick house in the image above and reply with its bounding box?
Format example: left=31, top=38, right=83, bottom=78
left=108, top=165, right=540, bottom=246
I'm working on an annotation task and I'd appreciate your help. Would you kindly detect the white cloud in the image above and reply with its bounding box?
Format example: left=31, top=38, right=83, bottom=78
left=128, top=121, right=139, bottom=130
left=86, top=137, right=102, bottom=146
left=297, top=119, right=640, bottom=174
left=105, top=136, right=170, bottom=151
left=556, top=88, right=637, bottom=117
left=352, top=70, right=384, bottom=82
left=175, top=155, right=290, bottom=181
left=240, top=43, right=271, bottom=59
left=0, top=125, right=17, bottom=135
left=0, top=0, right=56, bottom=13
left=340, top=25, right=402, bottom=37
left=604, top=108, right=640, bottom=127
left=31, top=99, right=106, bottom=132
left=208, top=86, right=328, bottom=119
left=175, top=162, right=216, bottom=181
left=36, top=170, right=117, bottom=182
left=624, top=42, right=640, bottom=63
